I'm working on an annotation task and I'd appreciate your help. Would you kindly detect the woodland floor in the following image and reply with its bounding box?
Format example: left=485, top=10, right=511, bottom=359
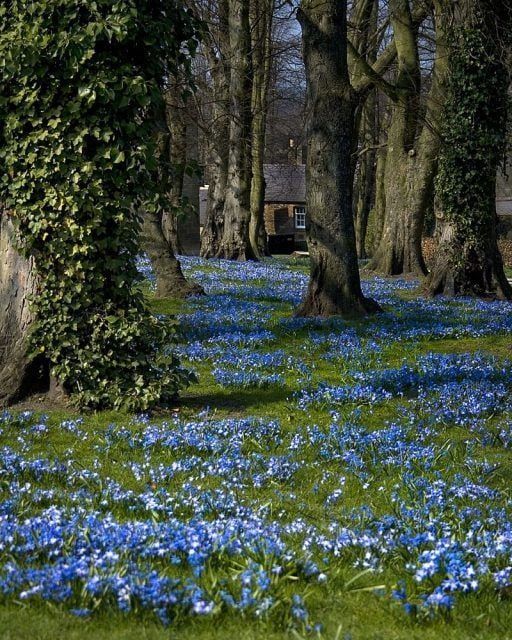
left=1, top=256, right=512, bottom=640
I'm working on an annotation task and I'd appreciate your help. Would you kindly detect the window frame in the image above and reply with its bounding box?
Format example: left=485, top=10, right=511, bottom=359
left=294, top=206, right=306, bottom=230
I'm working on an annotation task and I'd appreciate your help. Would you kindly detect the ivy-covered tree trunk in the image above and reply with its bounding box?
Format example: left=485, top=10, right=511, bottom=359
left=426, top=0, right=512, bottom=299
left=297, top=0, right=380, bottom=317
left=0, top=1, right=199, bottom=410
left=0, top=212, right=44, bottom=404
left=141, top=210, right=204, bottom=299
left=216, top=0, right=257, bottom=261
left=200, top=0, right=230, bottom=259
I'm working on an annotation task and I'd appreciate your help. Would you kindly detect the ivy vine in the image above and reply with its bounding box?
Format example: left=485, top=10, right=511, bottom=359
left=0, top=0, right=200, bottom=410
left=435, top=8, right=509, bottom=265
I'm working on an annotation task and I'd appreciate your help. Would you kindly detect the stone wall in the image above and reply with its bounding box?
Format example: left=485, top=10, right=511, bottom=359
left=423, top=236, right=512, bottom=268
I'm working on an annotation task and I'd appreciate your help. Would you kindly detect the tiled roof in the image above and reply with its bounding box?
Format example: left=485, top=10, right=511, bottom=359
left=264, top=164, right=306, bottom=203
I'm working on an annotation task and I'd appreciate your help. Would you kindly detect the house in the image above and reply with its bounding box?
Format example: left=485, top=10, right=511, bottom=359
left=199, top=163, right=308, bottom=254
left=263, top=163, right=307, bottom=253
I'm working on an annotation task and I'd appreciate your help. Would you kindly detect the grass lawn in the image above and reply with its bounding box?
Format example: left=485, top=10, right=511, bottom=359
left=1, top=256, right=512, bottom=639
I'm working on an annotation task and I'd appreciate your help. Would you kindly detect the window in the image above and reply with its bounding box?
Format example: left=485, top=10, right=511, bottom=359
left=294, top=206, right=306, bottom=229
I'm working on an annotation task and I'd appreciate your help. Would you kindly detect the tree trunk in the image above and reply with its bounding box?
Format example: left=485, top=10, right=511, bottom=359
left=0, top=212, right=47, bottom=405
left=161, top=83, right=187, bottom=255
left=368, top=140, right=387, bottom=255
left=143, top=100, right=202, bottom=296
left=216, top=0, right=257, bottom=261
left=368, top=0, right=445, bottom=277
left=200, top=0, right=230, bottom=259
left=354, top=90, right=377, bottom=259
left=200, top=91, right=229, bottom=259
left=249, top=0, right=274, bottom=259
left=426, top=0, right=512, bottom=299
left=296, top=0, right=380, bottom=317
left=427, top=214, right=511, bottom=298
left=140, top=210, right=204, bottom=299
left=368, top=144, right=429, bottom=276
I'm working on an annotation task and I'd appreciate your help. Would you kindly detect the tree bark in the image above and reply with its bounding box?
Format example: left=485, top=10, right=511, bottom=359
left=426, top=215, right=512, bottom=298
left=350, top=0, right=378, bottom=260
left=426, top=0, right=512, bottom=299
left=140, top=209, right=204, bottom=299
left=143, top=93, right=202, bottom=296
left=368, top=0, right=445, bottom=277
left=162, top=83, right=187, bottom=255
left=354, top=90, right=377, bottom=259
left=249, top=0, right=274, bottom=258
left=216, top=0, right=257, bottom=261
left=0, top=212, right=47, bottom=405
left=200, top=0, right=230, bottom=259
left=296, top=0, right=380, bottom=318
left=368, top=139, right=387, bottom=254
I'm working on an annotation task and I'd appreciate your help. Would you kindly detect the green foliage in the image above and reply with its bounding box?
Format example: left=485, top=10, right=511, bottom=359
left=435, top=9, right=509, bottom=262
left=0, top=0, right=200, bottom=410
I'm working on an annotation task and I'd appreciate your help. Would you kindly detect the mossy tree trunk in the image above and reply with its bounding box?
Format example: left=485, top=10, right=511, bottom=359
left=367, top=0, right=428, bottom=276
left=296, top=0, right=380, bottom=317
left=348, top=0, right=432, bottom=264
left=350, top=0, right=378, bottom=259
left=368, top=139, right=387, bottom=254
left=426, top=0, right=512, bottom=299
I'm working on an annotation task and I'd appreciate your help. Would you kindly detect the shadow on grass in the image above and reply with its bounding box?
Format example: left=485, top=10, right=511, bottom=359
left=181, top=385, right=293, bottom=415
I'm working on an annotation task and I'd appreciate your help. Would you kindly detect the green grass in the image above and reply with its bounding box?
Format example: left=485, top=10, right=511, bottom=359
left=1, top=594, right=511, bottom=640
left=1, top=263, right=512, bottom=640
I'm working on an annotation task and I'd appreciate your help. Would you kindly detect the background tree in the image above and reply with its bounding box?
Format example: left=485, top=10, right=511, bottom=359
left=198, top=0, right=285, bottom=260
left=140, top=91, right=204, bottom=299
left=197, top=0, right=232, bottom=258
left=350, top=0, right=379, bottom=259
left=249, top=0, right=276, bottom=258
left=0, top=0, right=198, bottom=408
left=215, top=0, right=257, bottom=260
left=364, top=0, right=449, bottom=276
